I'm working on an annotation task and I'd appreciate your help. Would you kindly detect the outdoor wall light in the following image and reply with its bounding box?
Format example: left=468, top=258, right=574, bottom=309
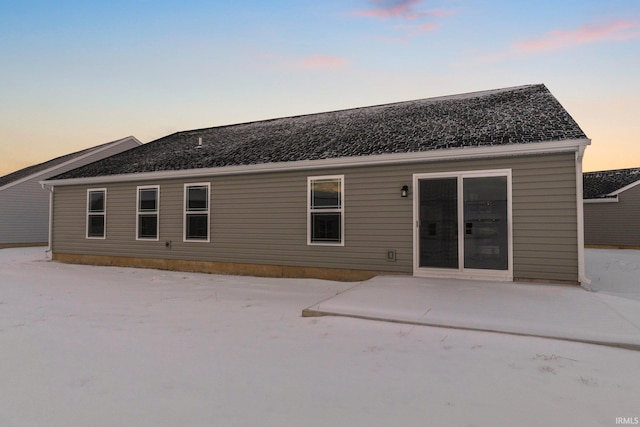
left=401, top=185, right=409, bottom=198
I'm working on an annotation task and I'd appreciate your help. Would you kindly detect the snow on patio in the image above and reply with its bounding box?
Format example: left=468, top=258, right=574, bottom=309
left=1, top=247, right=639, bottom=427
left=303, top=275, right=640, bottom=349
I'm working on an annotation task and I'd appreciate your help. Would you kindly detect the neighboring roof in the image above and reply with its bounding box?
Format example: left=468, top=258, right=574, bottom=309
left=583, top=167, right=640, bottom=199
left=0, top=136, right=141, bottom=190
left=52, top=84, right=587, bottom=181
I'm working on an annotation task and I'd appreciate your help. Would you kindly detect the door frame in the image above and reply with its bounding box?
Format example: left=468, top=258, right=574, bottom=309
left=412, top=169, right=513, bottom=281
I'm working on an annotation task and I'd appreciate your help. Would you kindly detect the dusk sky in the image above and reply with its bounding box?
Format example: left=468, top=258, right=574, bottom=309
left=1, top=0, right=639, bottom=176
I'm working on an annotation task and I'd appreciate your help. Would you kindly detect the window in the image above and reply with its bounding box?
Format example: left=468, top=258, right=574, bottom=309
left=184, top=183, right=210, bottom=241
left=87, top=189, right=106, bottom=239
left=308, top=175, right=344, bottom=245
left=137, top=186, right=159, bottom=240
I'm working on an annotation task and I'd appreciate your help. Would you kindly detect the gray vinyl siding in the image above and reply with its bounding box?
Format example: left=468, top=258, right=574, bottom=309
left=51, top=152, right=579, bottom=282
left=510, top=156, right=578, bottom=282
left=584, top=184, right=640, bottom=247
left=0, top=138, right=139, bottom=245
left=0, top=179, right=50, bottom=245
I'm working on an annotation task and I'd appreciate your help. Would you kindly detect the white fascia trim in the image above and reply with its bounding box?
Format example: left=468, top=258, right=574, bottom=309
left=41, top=138, right=591, bottom=187
left=7, top=136, right=142, bottom=192
left=583, top=197, right=618, bottom=204
left=610, top=179, right=640, bottom=196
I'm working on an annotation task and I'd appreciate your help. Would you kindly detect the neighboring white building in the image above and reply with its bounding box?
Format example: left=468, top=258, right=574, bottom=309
left=0, top=136, right=141, bottom=248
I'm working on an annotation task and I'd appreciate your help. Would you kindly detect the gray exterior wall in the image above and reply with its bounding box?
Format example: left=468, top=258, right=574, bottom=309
left=0, top=139, right=140, bottom=246
left=51, top=152, right=579, bottom=283
left=0, top=179, right=51, bottom=246
left=584, top=184, right=640, bottom=247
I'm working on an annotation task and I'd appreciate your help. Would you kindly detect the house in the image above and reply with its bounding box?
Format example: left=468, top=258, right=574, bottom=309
left=583, top=167, right=640, bottom=248
left=41, top=84, right=591, bottom=284
left=0, top=136, right=142, bottom=248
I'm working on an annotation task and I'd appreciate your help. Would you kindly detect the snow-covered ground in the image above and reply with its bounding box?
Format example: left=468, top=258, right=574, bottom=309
left=586, top=248, right=640, bottom=301
left=1, top=247, right=638, bottom=427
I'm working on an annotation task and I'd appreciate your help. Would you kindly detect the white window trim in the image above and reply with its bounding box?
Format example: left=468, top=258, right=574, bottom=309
left=183, top=182, right=210, bottom=242
left=86, top=188, right=107, bottom=240
left=412, top=169, right=513, bottom=281
left=136, top=185, right=160, bottom=241
left=307, top=175, right=345, bottom=246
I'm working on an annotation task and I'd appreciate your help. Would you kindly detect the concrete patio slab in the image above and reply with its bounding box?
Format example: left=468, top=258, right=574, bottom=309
left=303, top=275, right=640, bottom=350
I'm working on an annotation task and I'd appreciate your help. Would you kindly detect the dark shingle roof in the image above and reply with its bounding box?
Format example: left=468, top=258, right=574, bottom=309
left=0, top=137, right=140, bottom=188
left=53, top=84, right=587, bottom=180
left=1, top=145, right=102, bottom=188
left=583, top=167, right=640, bottom=199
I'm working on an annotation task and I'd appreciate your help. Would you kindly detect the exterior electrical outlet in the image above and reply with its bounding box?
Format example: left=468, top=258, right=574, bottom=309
left=387, top=250, right=396, bottom=262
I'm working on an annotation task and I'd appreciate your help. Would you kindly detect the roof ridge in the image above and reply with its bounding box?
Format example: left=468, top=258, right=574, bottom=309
left=49, top=84, right=589, bottom=181
left=175, top=84, right=547, bottom=137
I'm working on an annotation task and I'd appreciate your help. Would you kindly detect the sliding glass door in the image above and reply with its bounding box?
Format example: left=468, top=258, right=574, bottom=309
left=415, top=170, right=512, bottom=279
left=418, top=178, right=458, bottom=269
left=463, top=176, right=509, bottom=271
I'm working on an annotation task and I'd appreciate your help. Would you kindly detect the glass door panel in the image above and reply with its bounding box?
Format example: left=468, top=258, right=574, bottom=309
left=419, top=178, right=458, bottom=269
left=463, top=176, right=508, bottom=270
